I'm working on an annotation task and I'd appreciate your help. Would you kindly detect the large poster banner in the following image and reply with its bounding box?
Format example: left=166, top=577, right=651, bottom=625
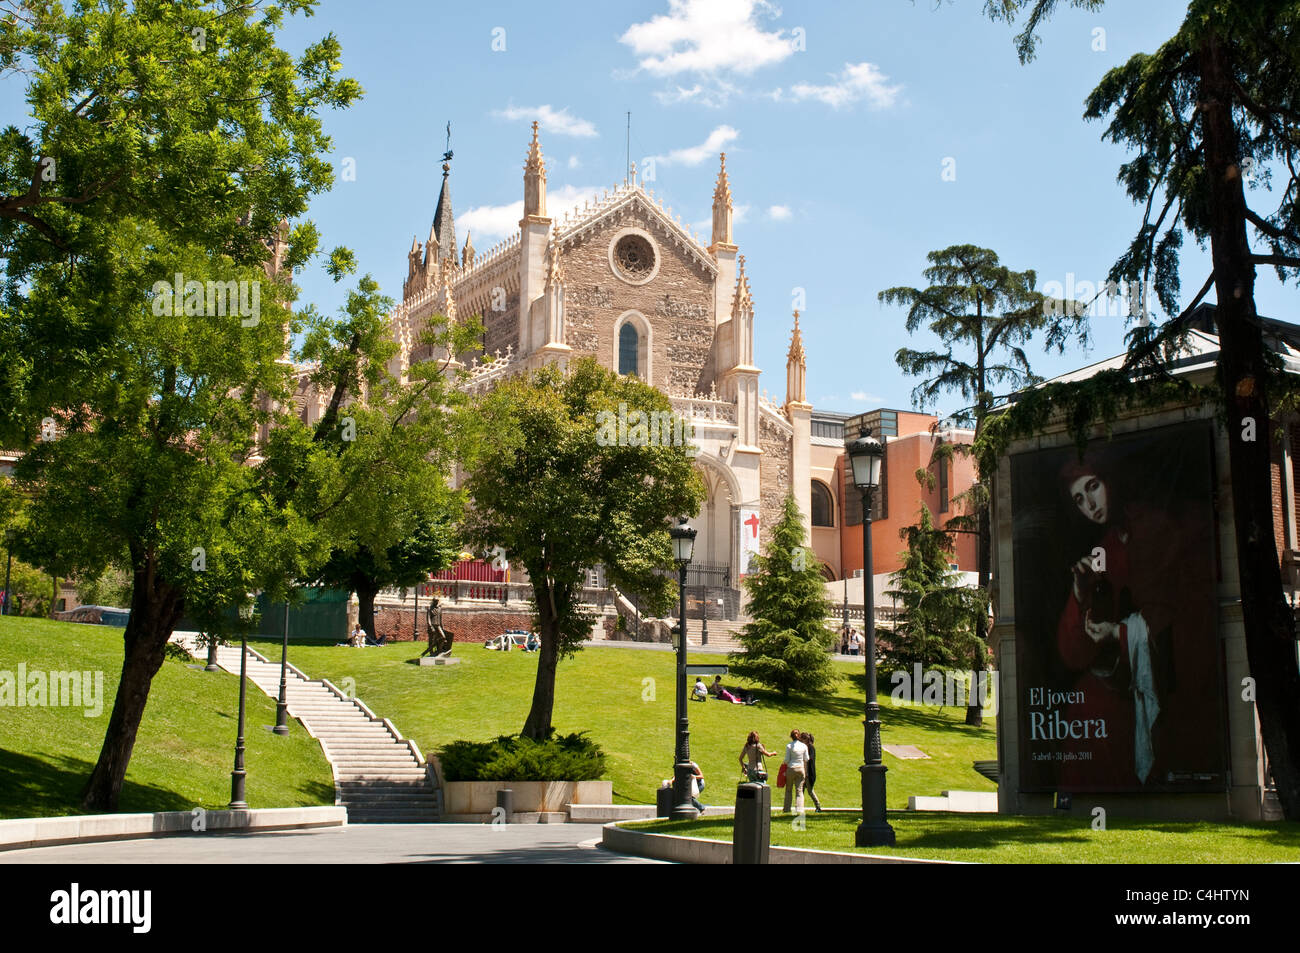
left=1010, top=423, right=1227, bottom=793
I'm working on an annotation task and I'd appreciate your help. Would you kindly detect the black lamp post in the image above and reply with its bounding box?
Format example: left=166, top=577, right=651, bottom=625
left=2, top=529, right=14, bottom=617
left=273, top=590, right=292, bottom=736
left=668, top=516, right=699, bottom=820
left=230, top=593, right=255, bottom=809
left=846, top=428, right=895, bottom=847
left=699, top=580, right=708, bottom=646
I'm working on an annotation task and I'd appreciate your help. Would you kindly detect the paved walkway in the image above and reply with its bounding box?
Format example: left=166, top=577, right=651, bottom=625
left=0, top=823, right=667, bottom=864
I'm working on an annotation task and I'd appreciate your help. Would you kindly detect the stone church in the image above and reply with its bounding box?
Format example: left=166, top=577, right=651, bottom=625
left=383, top=122, right=812, bottom=592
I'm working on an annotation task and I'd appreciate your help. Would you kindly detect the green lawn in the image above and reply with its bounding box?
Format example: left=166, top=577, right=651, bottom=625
left=626, top=812, right=1300, bottom=863
left=0, top=616, right=333, bottom=818
left=250, top=637, right=997, bottom=807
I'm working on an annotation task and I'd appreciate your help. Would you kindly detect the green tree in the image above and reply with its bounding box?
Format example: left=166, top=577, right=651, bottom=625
left=884, top=504, right=983, bottom=671
left=1, top=555, right=56, bottom=616
left=983, top=0, right=1300, bottom=820
left=0, top=0, right=363, bottom=811
left=731, top=494, right=838, bottom=699
left=297, top=302, right=481, bottom=639
left=74, top=566, right=133, bottom=610
left=460, top=357, right=705, bottom=739
left=881, top=243, right=1079, bottom=724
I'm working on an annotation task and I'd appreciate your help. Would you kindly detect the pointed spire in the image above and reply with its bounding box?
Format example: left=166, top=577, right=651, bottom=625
left=432, top=156, right=457, bottom=266
left=462, top=230, right=475, bottom=268
left=409, top=234, right=419, bottom=254
left=732, top=254, right=753, bottom=316
left=524, top=121, right=548, bottom=218
left=711, top=152, right=734, bottom=248
left=786, top=310, right=807, bottom=406
left=787, top=310, right=806, bottom=363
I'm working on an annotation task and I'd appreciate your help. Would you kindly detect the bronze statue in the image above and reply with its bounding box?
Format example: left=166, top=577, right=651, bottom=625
left=422, top=595, right=454, bottom=657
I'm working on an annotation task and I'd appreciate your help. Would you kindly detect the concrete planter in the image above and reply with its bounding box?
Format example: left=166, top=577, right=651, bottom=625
left=443, top=780, right=612, bottom=815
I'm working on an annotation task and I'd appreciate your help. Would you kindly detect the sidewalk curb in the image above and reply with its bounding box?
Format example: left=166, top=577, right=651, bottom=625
left=600, top=820, right=967, bottom=864
left=0, top=806, right=347, bottom=852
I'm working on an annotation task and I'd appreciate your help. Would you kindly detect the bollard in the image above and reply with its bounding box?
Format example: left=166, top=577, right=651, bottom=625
left=496, top=788, right=513, bottom=823
left=656, top=783, right=673, bottom=819
left=733, top=782, right=771, bottom=864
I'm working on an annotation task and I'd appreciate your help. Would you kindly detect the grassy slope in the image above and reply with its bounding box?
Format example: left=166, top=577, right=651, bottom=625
left=0, top=617, right=333, bottom=818
left=252, top=638, right=997, bottom=807
left=627, top=813, right=1300, bottom=864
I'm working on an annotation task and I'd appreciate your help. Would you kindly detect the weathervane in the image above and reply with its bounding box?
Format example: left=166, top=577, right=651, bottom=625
left=442, top=121, right=453, bottom=165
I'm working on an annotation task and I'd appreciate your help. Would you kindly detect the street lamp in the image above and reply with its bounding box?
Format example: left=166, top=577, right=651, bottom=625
left=846, top=428, right=895, bottom=847
left=699, top=579, right=708, bottom=646
left=230, top=593, right=255, bottom=809
left=668, top=516, right=699, bottom=820
left=273, top=589, right=292, bottom=736
left=1, top=529, right=14, bottom=617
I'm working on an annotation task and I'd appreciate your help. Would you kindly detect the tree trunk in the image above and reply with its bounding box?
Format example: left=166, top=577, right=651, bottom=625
left=356, top=579, right=380, bottom=643
left=968, top=502, right=990, bottom=726
left=49, top=574, right=58, bottom=618
left=1199, top=31, right=1300, bottom=820
left=81, top=566, right=184, bottom=812
left=522, top=582, right=560, bottom=739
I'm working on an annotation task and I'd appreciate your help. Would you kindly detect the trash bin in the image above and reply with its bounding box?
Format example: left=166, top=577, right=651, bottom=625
left=496, top=788, right=513, bottom=823
left=656, top=783, right=674, bottom=818
left=733, top=782, right=770, bottom=864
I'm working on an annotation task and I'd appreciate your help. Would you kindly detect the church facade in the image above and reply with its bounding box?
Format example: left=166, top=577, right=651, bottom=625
left=382, top=123, right=812, bottom=593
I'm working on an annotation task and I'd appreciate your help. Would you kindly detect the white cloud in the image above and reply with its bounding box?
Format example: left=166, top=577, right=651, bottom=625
left=734, top=203, right=751, bottom=223
left=493, top=104, right=599, bottom=138
left=568, top=155, right=581, bottom=169
left=777, top=62, right=902, bottom=110
left=851, top=391, right=884, bottom=404
left=654, top=80, right=741, bottom=108
left=650, top=124, right=739, bottom=166
left=767, top=204, right=792, bottom=221
left=620, top=0, right=795, bottom=77
left=459, top=184, right=604, bottom=241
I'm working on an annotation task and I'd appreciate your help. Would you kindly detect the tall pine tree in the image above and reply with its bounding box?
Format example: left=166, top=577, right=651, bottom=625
left=731, top=494, right=838, bottom=698
left=885, top=504, right=983, bottom=671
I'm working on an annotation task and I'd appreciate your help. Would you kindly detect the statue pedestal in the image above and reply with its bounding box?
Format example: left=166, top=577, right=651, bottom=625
left=418, top=657, right=461, bottom=667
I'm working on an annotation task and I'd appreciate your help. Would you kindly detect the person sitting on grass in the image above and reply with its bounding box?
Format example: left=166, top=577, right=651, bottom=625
left=692, top=677, right=709, bottom=702
left=711, top=675, right=755, bottom=705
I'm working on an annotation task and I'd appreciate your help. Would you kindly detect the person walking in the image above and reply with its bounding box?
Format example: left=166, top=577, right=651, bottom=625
left=800, top=731, right=824, bottom=812
left=782, top=729, right=810, bottom=814
left=739, top=730, right=777, bottom=783
left=689, top=760, right=707, bottom=814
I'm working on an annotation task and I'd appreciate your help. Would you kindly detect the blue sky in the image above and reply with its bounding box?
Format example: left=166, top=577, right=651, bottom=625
left=15, top=1, right=1299, bottom=417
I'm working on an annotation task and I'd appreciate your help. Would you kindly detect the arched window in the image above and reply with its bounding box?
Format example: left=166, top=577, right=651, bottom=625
left=618, top=322, right=640, bottom=377
left=811, top=480, right=834, bottom=527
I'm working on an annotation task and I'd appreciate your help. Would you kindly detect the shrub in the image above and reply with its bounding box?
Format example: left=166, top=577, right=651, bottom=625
left=438, top=731, right=606, bottom=782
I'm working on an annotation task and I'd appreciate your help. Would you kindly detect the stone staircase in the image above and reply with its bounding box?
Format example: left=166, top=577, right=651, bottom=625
left=684, top=618, right=747, bottom=652
left=172, top=633, right=439, bottom=824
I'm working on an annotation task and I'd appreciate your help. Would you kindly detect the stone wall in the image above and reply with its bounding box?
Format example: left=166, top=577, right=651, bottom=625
left=759, top=413, right=793, bottom=550
left=372, top=604, right=535, bottom=644
left=480, top=288, right=519, bottom=359
left=559, top=201, right=715, bottom=394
